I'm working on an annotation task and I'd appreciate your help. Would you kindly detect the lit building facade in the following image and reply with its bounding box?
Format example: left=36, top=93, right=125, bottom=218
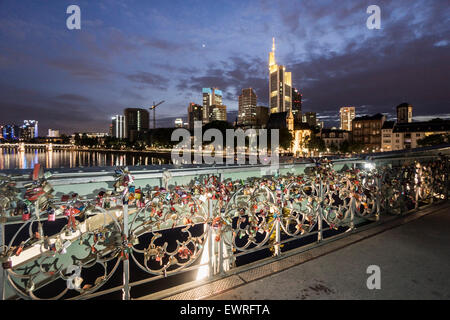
left=47, top=129, right=60, bottom=137
left=382, top=120, right=450, bottom=151
left=340, top=106, right=356, bottom=131
left=21, top=120, right=38, bottom=140
left=208, top=104, right=227, bottom=122
left=352, top=113, right=386, bottom=152
left=124, top=108, right=149, bottom=142
left=238, top=88, right=257, bottom=126
left=188, top=103, right=203, bottom=130
left=112, top=115, right=125, bottom=139
left=202, top=88, right=223, bottom=124
left=318, top=128, right=351, bottom=148
left=269, top=38, right=292, bottom=114
left=2, top=125, right=20, bottom=141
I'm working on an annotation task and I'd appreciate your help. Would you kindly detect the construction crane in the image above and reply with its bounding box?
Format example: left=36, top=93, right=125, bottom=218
left=149, top=100, right=165, bottom=129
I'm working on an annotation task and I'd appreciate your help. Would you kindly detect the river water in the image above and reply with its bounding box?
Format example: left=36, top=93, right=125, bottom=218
left=0, top=147, right=171, bottom=170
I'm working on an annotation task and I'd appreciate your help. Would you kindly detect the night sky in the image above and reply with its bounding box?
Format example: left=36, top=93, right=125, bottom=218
left=0, top=0, right=449, bottom=134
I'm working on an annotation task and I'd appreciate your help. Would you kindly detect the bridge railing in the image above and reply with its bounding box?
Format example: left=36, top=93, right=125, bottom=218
left=0, top=151, right=449, bottom=300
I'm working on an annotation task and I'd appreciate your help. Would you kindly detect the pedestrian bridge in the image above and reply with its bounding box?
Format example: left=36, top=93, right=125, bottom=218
left=0, top=145, right=449, bottom=300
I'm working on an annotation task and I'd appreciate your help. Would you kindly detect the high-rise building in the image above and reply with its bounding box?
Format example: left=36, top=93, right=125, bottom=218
left=2, top=125, right=20, bottom=140
left=302, top=112, right=317, bottom=127
left=238, top=88, right=257, bottom=126
left=202, top=88, right=223, bottom=124
left=208, top=105, right=227, bottom=122
left=124, top=108, right=149, bottom=142
left=340, top=106, right=356, bottom=131
left=292, top=88, right=302, bottom=120
left=269, top=38, right=292, bottom=114
left=112, top=115, right=125, bottom=139
left=396, top=103, right=413, bottom=123
left=21, top=120, right=38, bottom=140
left=188, top=103, right=203, bottom=130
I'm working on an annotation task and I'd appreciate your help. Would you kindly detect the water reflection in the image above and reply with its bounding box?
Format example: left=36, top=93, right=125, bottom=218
left=0, top=147, right=171, bottom=170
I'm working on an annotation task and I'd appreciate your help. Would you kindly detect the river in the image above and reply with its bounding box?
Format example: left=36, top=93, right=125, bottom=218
left=0, top=147, right=171, bottom=170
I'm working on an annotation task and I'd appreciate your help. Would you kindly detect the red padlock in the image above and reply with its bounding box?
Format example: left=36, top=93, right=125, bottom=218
left=48, top=211, right=56, bottom=222
left=22, top=211, right=30, bottom=221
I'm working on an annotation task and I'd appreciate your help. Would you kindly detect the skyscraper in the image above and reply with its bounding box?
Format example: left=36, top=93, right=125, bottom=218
left=238, top=88, right=257, bottom=126
left=202, top=88, right=223, bottom=124
left=292, top=88, right=302, bottom=120
left=21, top=120, right=38, bottom=140
left=124, top=108, right=149, bottom=142
left=208, top=104, right=227, bottom=122
left=396, top=103, right=413, bottom=123
left=340, top=106, right=356, bottom=131
left=188, top=103, right=203, bottom=130
left=269, top=38, right=292, bottom=114
left=112, top=115, right=125, bottom=139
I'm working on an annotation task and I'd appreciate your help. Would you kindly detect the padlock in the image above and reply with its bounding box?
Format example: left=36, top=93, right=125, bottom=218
left=47, top=208, right=56, bottom=221
left=1, top=257, right=12, bottom=269
left=22, top=207, right=30, bottom=221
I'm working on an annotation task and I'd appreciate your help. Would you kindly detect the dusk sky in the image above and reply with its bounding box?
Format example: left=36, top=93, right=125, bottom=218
left=0, top=0, right=449, bottom=134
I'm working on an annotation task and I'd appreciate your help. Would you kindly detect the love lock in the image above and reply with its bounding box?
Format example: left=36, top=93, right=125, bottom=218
left=66, top=264, right=83, bottom=290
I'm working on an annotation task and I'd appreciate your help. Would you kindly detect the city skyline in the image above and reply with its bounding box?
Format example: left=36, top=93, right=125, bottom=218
left=0, top=0, right=449, bottom=135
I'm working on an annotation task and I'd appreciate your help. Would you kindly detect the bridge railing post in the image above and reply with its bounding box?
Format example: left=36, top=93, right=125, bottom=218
left=122, top=203, right=130, bottom=300
left=317, top=178, right=323, bottom=243
left=208, top=198, right=214, bottom=279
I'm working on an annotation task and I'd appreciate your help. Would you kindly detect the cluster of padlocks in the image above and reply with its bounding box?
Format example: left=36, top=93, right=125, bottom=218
left=0, top=156, right=448, bottom=299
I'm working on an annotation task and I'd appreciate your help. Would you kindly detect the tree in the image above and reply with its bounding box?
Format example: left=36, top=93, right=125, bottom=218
left=306, top=135, right=326, bottom=153
left=278, top=128, right=293, bottom=151
left=417, top=134, right=449, bottom=147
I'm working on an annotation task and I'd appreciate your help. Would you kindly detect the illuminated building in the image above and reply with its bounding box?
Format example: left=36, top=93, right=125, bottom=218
left=292, top=123, right=312, bottom=157
left=208, top=104, right=227, bottom=122
left=269, top=38, right=292, bottom=114
left=383, top=119, right=450, bottom=151
left=292, top=88, right=302, bottom=120
left=21, top=120, right=38, bottom=140
left=340, top=106, right=356, bottom=131
left=124, top=108, right=149, bottom=142
left=47, top=129, right=60, bottom=137
left=238, top=88, right=257, bottom=126
left=352, top=113, right=386, bottom=152
left=112, top=115, right=125, bottom=139
left=188, top=103, right=203, bottom=130
left=2, top=124, right=20, bottom=141
left=318, top=128, right=351, bottom=148
left=202, top=88, right=223, bottom=124
left=396, top=102, right=413, bottom=123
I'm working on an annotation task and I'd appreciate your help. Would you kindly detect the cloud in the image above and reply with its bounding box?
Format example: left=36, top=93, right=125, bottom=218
left=126, top=72, right=170, bottom=90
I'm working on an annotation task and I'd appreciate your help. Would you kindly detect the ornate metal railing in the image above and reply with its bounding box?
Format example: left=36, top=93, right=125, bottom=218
left=0, top=153, right=449, bottom=300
